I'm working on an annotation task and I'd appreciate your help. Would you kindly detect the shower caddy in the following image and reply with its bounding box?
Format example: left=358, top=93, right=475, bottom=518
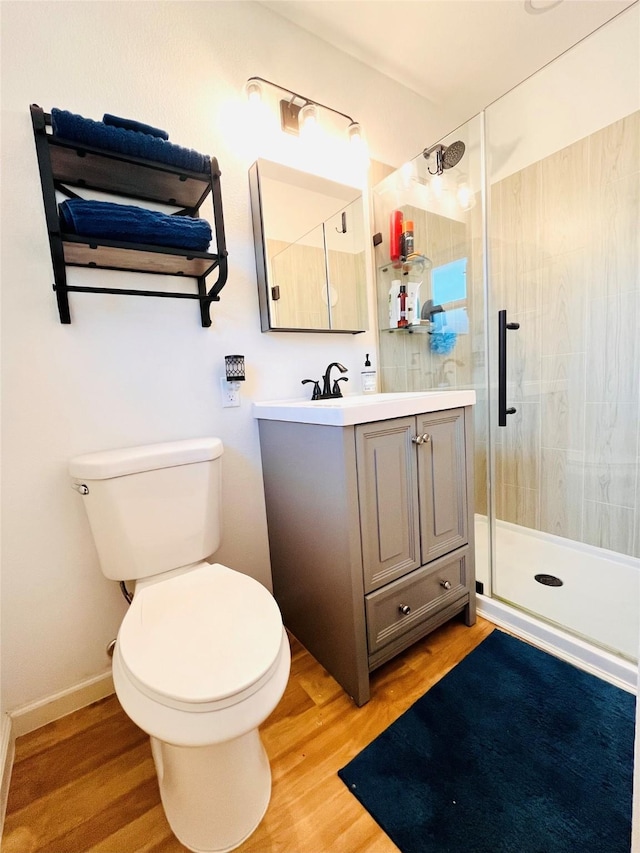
left=30, top=104, right=228, bottom=327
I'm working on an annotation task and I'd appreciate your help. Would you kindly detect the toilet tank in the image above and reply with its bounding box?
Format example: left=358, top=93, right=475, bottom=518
left=69, top=438, right=223, bottom=581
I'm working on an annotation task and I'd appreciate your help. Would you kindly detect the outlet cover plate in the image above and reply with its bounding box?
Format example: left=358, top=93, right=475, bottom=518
left=220, top=377, right=241, bottom=408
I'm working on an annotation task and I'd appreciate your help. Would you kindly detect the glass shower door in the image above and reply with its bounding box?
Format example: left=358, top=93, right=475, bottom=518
left=484, top=18, right=640, bottom=661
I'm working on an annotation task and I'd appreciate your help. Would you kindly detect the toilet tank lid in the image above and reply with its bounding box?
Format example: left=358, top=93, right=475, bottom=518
left=69, top=437, right=223, bottom=480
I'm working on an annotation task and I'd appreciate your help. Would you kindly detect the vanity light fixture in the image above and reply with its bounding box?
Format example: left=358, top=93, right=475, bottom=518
left=245, top=76, right=363, bottom=144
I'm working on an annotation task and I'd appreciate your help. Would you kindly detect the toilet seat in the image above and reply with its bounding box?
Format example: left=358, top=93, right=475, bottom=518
left=117, top=562, right=284, bottom=712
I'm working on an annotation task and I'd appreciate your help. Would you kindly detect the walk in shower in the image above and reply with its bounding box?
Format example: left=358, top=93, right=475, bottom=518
left=373, top=6, right=639, bottom=681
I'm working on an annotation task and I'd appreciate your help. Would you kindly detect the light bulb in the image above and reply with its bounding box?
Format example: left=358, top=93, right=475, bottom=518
left=456, top=182, right=475, bottom=211
left=431, top=173, right=444, bottom=198
left=400, top=160, right=413, bottom=188
left=347, top=122, right=362, bottom=144
left=245, top=79, right=263, bottom=105
left=299, top=102, right=319, bottom=132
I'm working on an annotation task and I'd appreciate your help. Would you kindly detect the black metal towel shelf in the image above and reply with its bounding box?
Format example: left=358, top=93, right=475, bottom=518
left=30, top=104, right=228, bottom=327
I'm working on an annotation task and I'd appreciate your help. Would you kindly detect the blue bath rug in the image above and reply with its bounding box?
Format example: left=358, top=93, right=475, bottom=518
left=338, top=630, right=634, bottom=853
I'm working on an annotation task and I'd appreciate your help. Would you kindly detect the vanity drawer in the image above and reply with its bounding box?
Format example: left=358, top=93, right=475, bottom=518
left=365, top=547, right=469, bottom=655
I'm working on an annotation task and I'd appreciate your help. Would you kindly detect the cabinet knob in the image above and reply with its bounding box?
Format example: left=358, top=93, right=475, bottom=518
left=399, top=604, right=411, bottom=615
left=440, top=580, right=452, bottom=590
left=412, top=433, right=431, bottom=445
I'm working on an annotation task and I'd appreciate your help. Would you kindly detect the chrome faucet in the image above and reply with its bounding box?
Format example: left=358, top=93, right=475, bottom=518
left=321, top=362, right=348, bottom=398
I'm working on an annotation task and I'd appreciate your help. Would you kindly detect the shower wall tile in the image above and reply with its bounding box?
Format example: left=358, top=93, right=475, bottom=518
left=540, top=352, right=586, bottom=452
left=379, top=328, right=408, bottom=369
left=590, top=173, right=640, bottom=298
left=492, top=164, right=543, bottom=277
left=509, top=307, right=542, bottom=402
left=540, top=448, right=584, bottom=540
left=540, top=138, right=589, bottom=259
left=586, top=290, right=639, bottom=404
left=540, top=250, right=587, bottom=358
left=583, top=500, right=635, bottom=557
left=498, top=484, right=540, bottom=530
left=501, top=265, right=545, bottom=318
left=502, top=401, right=540, bottom=490
left=488, top=272, right=505, bottom=316
left=584, top=402, right=638, bottom=508
left=379, top=365, right=408, bottom=393
left=589, top=111, right=640, bottom=188
left=407, top=368, right=425, bottom=391
left=406, top=335, right=437, bottom=388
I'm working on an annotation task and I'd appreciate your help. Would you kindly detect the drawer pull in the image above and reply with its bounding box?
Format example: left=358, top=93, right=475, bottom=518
left=411, top=433, right=431, bottom=445
left=440, top=580, right=452, bottom=590
left=399, top=604, right=411, bottom=615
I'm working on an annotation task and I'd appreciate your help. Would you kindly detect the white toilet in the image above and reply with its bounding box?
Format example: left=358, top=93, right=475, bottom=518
left=69, top=437, right=291, bottom=853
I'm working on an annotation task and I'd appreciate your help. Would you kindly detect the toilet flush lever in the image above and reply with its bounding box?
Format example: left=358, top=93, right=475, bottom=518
left=71, top=482, right=89, bottom=495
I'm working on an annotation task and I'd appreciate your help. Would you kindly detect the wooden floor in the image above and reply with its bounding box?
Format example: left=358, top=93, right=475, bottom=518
left=3, top=617, right=495, bottom=853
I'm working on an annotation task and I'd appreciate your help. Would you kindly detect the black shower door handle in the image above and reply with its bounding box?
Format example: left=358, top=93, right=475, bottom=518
left=498, top=309, right=520, bottom=427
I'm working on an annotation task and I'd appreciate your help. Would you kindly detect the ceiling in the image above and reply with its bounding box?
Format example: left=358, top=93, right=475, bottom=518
left=259, top=0, right=636, bottom=125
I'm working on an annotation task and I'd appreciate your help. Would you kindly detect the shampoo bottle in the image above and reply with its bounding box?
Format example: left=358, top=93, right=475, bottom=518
left=361, top=354, right=377, bottom=394
left=398, top=285, right=408, bottom=328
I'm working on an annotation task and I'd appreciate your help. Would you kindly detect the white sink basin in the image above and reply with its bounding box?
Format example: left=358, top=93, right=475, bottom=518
left=253, top=390, right=476, bottom=427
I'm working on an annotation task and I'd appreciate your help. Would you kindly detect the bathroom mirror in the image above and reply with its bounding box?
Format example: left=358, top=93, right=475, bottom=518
left=249, top=159, right=368, bottom=333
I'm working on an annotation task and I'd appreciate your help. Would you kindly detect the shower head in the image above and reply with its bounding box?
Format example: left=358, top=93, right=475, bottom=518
left=423, top=141, right=466, bottom=175
left=442, top=140, right=465, bottom=169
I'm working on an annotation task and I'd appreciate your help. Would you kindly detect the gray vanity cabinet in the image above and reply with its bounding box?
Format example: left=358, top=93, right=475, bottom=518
left=356, top=408, right=468, bottom=593
left=257, top=405, right=475, bottom=706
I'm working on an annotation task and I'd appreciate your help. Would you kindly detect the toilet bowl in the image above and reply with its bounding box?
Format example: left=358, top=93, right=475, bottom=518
left=69, top=438, right=290, bottom=853
left=113, top=562, right=290, bottom=852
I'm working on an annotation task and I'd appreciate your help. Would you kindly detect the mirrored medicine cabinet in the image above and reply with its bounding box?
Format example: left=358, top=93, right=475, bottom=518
left=249, top=159, right=368, bottom=333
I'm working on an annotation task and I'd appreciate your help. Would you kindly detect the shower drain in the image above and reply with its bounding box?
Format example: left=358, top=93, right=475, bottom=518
left=534, top=573, right=564, bottom=587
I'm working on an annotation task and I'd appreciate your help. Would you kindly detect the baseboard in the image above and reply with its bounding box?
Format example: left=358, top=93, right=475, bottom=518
left=477, top=595, right=637, bottom=694
left=1, top=713, right=15, bottom=839
left=10, top=670, right=114, bottom=739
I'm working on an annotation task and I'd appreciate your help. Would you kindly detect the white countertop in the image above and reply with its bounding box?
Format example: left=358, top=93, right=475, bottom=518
left=252, top=390, right=476, bottom=427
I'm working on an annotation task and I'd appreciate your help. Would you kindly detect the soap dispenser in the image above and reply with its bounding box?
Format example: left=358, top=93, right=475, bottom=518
left=361, top=354, right=377, bottom=394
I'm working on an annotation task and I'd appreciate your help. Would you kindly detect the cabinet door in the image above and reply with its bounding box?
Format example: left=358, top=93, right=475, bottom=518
left=417, top=408, right=468, bottom=563
left=356, top=417, right=421, bottom=593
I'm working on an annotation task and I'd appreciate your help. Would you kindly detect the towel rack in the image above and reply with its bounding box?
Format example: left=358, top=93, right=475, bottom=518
left=30, top=104, right=228, bottom=327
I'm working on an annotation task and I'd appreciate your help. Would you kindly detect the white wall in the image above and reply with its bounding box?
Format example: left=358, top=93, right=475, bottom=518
left=0, top=0, right=455, bottom=716
left=487, top=4, right=639, bottom=181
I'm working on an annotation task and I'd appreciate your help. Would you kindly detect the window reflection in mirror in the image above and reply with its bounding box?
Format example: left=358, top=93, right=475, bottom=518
left=249, top=159, right=368, bottom=333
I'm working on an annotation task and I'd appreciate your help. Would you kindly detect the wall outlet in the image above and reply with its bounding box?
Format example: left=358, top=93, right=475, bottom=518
left=220, top=378, right=241, bottom=408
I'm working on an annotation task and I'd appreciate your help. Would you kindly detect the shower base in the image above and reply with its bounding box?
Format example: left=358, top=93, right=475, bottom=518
left=474, top=515, right=639, bottom=691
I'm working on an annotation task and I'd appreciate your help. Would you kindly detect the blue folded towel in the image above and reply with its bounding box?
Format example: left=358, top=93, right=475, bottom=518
left=59, top=199, right=212, bottom=252
left=51, top=108, right=210, bottom=174
left=103, top=113, right=169, bottom=140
